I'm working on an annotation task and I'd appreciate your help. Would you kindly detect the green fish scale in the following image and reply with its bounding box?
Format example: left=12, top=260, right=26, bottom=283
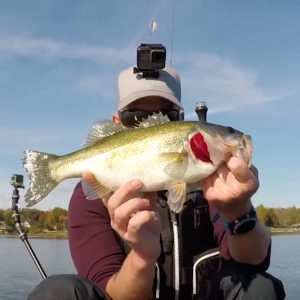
left=50, top=121, right=198, bottom=173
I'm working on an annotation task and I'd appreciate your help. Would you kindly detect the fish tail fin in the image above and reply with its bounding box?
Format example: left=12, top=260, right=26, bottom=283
left=22, top=150, right=60, bottom=207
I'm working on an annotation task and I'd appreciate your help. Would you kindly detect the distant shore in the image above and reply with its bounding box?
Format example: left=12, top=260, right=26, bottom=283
left=0, top=232, right=68, bottom=239
left=1, top=228, right=300, bottom=240
left=268, top=228, right=300, bottom=236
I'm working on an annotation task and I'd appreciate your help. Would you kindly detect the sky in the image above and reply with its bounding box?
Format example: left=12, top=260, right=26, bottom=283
left=0, top=0, right=299, bottom=211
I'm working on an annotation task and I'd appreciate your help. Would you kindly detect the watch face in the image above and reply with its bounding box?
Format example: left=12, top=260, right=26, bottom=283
left=234, top=218, right=257, bottom=235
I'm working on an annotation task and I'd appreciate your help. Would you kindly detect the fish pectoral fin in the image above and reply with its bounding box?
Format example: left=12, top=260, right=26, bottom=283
left=165, top=182, right=187, bottom=213
left=81, top=120, right=127, bottom=148
left=157, top=152, right=188, bottom=180
left=81, top=178, right=112, bottom=200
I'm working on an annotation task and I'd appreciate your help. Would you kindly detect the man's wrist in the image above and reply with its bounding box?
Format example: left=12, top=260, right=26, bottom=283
left=130, top=249, right=158, bottom=270
left=219, top=200, right=253, bottom=223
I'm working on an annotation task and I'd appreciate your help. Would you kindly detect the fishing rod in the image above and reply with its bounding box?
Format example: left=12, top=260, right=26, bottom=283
left=195, top=101, right=208, bottom=122
left=9, top=174, right=47, bottom=279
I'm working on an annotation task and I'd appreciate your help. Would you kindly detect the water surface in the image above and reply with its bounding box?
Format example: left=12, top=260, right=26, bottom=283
left=0, top=234, right=298, bottom=299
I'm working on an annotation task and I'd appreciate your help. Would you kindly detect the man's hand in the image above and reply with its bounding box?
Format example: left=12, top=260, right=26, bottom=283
left=200, top=157, right=271, bottom=266
left=82, top=172, right=161, bottom=265
left=200, top=156, right=259, bottom=221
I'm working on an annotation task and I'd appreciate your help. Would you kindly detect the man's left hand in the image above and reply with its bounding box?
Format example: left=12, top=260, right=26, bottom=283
left=200, top=156, right=259, bottom=221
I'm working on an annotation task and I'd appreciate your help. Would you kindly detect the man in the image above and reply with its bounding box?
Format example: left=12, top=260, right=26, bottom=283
left=27, top=66, right=285, bottom=300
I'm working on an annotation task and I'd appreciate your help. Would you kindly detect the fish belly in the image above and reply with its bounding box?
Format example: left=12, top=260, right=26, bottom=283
left=87, top=152, right=180, bottom=192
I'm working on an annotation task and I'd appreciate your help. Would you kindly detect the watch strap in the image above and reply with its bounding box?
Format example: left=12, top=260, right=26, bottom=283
left=211, top=205, right=257, bottom=236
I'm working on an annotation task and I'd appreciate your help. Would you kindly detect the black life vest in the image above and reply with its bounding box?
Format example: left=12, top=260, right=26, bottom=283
left=116, top=191, right=221, bottom=300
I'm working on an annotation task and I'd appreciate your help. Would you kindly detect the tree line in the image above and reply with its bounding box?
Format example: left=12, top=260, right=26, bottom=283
left=255, top=205, right=300, bottom=228
left=0, top=207, right=68, bottom=234
left=0, top=204, right=299, bottom=234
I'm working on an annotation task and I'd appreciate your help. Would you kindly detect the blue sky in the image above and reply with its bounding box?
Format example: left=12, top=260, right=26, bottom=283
left=0, top=0, right=299, bottom=210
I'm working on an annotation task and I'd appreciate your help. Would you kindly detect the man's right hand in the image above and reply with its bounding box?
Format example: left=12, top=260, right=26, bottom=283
left=82, top=172, right=161, bottom=265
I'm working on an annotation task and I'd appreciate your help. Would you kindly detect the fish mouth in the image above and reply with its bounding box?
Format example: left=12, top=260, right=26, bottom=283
left=215, top=133, right=253, bottom=167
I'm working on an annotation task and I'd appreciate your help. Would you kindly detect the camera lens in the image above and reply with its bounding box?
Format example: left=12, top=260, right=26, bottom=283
left=152, top=51, right=165, bottom=62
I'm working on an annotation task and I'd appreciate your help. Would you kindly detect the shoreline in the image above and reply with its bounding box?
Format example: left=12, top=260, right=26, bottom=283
left=269, top=230, right=300, bottom=236
left=0, top=233, right=68, bottom=239
left=1, top=229, right=300, bottom=239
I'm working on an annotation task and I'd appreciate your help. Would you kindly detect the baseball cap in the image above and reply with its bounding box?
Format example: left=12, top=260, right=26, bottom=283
left=117, top=66, right=183, bottom=111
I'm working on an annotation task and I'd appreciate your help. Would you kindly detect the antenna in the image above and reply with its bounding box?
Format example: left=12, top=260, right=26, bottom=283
left=169, top=0, right=175, bottom=67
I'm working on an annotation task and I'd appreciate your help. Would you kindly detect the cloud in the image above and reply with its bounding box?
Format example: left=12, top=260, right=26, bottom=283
left=0, top=125, right=77, bottom=156
left=0, top=33, right=293, bottom=116
left=72, top=49, right=294, bottom=115
left=0, top=34, right=133, bottom=63
left=76, top=76, right=116, bottom=99
left=176, top=53, right=296, bottom=118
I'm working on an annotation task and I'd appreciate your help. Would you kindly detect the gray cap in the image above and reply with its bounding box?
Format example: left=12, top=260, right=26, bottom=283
left=117, top=66, right=183, bottom=111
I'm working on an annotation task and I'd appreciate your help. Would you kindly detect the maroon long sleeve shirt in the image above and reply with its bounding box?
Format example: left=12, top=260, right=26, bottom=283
left=68, top=181, right=271, bottom=291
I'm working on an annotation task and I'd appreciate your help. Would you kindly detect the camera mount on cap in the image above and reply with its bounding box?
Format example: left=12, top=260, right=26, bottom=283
left=133, top=43, right=166, bottom=78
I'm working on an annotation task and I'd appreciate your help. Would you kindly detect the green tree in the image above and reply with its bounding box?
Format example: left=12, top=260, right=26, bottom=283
left=4, top=209, right=15, bottom=228
left=28, top=225, right=40, bottom=234
left=1, top=203, right=300, bottom=232
left=265, top=208, right=279, bottom=228
left=37, top=212, right=48, bottom=230
left=0, top=209, right=5, bottom=221
left=256, top=204, right=268, bottom=225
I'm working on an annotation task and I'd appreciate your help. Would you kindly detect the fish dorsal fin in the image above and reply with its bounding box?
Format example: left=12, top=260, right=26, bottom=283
left=82, top=120, right=126, bottom=148
left=82, top=112, right=170, bottom=148
left=135, top=112, right=170, bottom=128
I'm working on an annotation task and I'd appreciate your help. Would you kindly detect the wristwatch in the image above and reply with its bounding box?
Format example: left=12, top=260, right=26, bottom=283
left=221, top=205, right=257, bottom=236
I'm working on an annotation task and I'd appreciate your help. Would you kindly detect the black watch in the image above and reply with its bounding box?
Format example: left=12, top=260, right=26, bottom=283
left=221, top=205, right=257, bottom=236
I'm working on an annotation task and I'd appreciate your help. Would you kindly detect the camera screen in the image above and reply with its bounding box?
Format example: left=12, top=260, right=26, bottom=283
left=151, top=51, right=165, bottom=62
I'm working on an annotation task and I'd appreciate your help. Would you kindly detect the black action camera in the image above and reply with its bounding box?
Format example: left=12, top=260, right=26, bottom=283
left=9, top=174, right=24, bottom=189
left=133, top=43, right=166, bottom=78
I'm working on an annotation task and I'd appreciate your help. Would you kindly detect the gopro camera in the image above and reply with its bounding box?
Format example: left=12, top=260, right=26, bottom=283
left=135, top=43, right=166, bottom=71
left=9, top=174, right=24, bottom=189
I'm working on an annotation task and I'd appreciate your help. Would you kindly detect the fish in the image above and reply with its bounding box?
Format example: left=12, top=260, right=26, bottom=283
left=21, top=113, right=253, bottom=213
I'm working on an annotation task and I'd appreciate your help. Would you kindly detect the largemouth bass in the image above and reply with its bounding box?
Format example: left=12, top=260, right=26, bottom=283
left=22, top=113, right=253, bottom=212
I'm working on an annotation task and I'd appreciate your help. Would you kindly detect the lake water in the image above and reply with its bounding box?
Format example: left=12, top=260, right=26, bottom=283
left=0, top=235, right=298, bottom=299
